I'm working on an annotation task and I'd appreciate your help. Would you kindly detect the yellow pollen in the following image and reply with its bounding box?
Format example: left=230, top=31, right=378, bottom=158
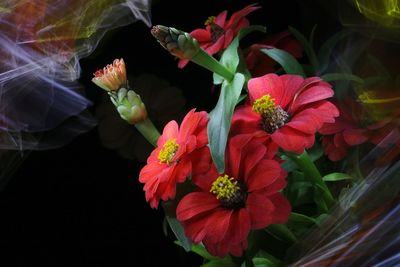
left=204, top=16, right=216, bottom=26
left=210, top=174, right=240, bottom=200
left=252, top=95, right=276, bottom=115
left=158, top=139, right=179, bottom=164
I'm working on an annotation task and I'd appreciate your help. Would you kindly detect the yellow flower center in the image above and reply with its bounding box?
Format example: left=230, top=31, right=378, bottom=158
left=210, top=174, right=240, bottom=200
left=158, top=139, right=179, bottom=164
left=252, top=94, right=276, bottom=115
left=204, top=16, right=216, bottom=26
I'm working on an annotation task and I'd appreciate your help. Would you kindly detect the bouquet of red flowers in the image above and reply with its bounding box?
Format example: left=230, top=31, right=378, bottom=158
left=90, top=2, right=400, bottom=266
left=1, top=0, right=399, bottom=266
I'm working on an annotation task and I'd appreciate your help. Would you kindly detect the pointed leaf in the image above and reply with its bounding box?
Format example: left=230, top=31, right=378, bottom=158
left=289, top=26, right=319, bottom=71
left=214, top=25, right=266, bottom=84
left=322, top=172, right=353, bottom=182
left=261, top=48, right=305, bottom=76
left=166, top=216, right=192, bottom=251
left=208, top=73, right=245, bottom=173
left=289, top=212, right=317, bottom=225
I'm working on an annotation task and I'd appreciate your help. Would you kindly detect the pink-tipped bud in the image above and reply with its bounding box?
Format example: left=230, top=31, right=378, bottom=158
left=92, top=58, right=127, bottom=91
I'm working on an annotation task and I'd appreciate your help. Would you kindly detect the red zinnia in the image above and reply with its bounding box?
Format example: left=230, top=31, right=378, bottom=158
left=176, top=135, right=290, bottom=257
left=245, top=30, right=303, bottom=77
left=178, top=4, right=260, bottom=68
left=139, top=109, right=208, bottom=208
left=231, top=73, right=339, bottom=154
left=319, top=99, right=369, bottom=161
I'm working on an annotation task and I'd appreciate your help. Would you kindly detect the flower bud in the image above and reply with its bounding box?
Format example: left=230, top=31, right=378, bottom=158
left=92, top=58, right=127, bottom=91
left=151, top=25, right=200, bottom=60
left=109, top=88, right=147, bottom=124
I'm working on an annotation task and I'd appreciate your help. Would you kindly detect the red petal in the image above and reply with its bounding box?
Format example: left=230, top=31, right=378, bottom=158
left=229, top=240, right=247, bottom=257
left=334, top=132, right=347, bottom=148
left=191, top=147, right=219, bottom=191
left=174, top=157, right=192, bottom=183
left=223, top=29, right=234, bottom=49
left=310, top=100, right=340, bottom=123
left=190, top=29, right=211, bottom=42
left=319, top=121, right=346, bottom=135
left=231, top=105, right=263, bottom=135
left=176, top=192, right=220, bottom=221
left=226, top=4, right=260, bottom=29
left=225, top=134, right=254, bottom=179
left=158, top=120, right=179, bottom=146
left=215, top=10, right=228, bottom=27
left=269, top=193, right=291, bottom=224
left=262, top=170, right=288, bottom=195
left=285, top=109, right=323, bottom=134
left=226, top=209, right=251, bottom=244
left=239, top=138, right=267, bottom=178
left=248, top=73, right=282, bottom=103
left=289, top=83, right=334, bottom=113
left=246, top=193, right=274, bottom=229
left=272, top=126, right=315, bottom=153
left=343, top=128, right=369, bottom=145
left=246, top=159, right=281, bottom=191
left=204, top=209, right=233, bottom=244
left=204, top=35, right=225, bottom=55
left=178, top=59, right=189, bottom=69
left=279, top=74, right=304, bottom=109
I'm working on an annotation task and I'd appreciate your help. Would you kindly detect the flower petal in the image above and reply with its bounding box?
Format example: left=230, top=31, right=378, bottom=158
left=289, top=82, right=334, bottom=113
left=285, top=108, right=324, bottom=134
left=343, top=128, right=369, bottom=145
left=272, top=126, right=315, bottom=153
left=158, top=120, right=179, bottom=146
left=246, top=159, right=281, bottom=191
left=176, top=192, right=220, bottom=221
left=269, top=193, right=291, bottom=224
left=246, top=193, right=274, bottom=229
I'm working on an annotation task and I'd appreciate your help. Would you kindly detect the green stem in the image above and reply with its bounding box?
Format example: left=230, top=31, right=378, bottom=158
left=288, top=151, right=335, bottom=212
left=134, top=118, right=160, bottom=147
left=191, top=49, right=234, bottom=82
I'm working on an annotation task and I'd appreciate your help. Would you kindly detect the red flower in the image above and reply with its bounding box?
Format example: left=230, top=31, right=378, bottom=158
left=319, top=99, right=369, bottom=161
left=231, top=74, right=339, bottom=154
left=245, top=30, right=303, bottom=77
left=139, top=109, right=208, bottom=208
left=178, top=4, right=260, bottom=68
left=176, top=135, right=290, bottom=258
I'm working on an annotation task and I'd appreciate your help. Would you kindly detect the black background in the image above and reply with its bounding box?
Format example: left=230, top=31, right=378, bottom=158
left=0, top=1, right=341, bottom=266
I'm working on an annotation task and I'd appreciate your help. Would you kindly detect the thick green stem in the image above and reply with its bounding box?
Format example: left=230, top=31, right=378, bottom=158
left=289, top=151, right=335, bottom=212
left=191, top=49, right=234, bottom=82
left=134, top=118, right=160, bottom=147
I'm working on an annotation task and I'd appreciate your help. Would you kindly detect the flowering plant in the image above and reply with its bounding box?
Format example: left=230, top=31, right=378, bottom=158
left=90, top=2, right=400, bottom=266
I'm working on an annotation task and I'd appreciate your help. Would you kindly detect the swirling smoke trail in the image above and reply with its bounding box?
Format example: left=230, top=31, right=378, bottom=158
left=0, top=0, right=151, bottom=187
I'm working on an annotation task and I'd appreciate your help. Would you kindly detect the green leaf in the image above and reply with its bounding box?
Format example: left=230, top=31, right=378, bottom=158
left=265, top=224, right=297, bottom=244
left=213, top=25, right=266, bottom=85
left=208, top=73, right=245, bottom=173
left=321, top=73, right=364, bottom=84
left=261, top=48, right=305, bottom=76
left=166, top=216, right=191, bottom=251
left=322, top=172, right=353, bottom=182
left=175, top=242, right=218, bottom=261
left=202, top=259, right=236, bottom=267
left=241, top=257, right=279, bottom=267
left=289, top=212, right=317, bottom=225
left=289, top=26, right=319, bottom=71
